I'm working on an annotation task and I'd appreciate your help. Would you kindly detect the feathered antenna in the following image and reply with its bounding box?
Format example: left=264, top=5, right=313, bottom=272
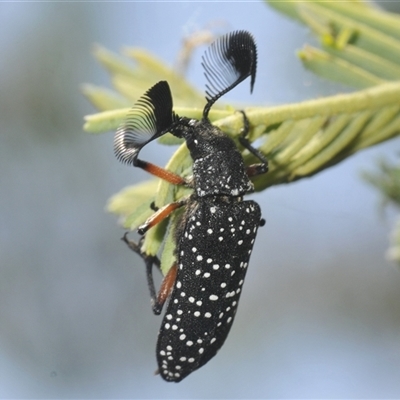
left=202, top=30, right=257, bottom=119
left=114, top=81, right=176, bottom=165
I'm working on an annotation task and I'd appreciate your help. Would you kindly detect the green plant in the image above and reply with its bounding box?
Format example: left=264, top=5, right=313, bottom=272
left=83, top=0, right=400, bottom=270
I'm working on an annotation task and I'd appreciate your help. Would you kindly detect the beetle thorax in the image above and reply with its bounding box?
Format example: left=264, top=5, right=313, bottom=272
left=179, top=120, right=254, bottom=198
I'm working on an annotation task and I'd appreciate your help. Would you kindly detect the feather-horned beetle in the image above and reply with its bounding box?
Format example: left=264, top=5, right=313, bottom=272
left=114, top=31, right=267, bottom=382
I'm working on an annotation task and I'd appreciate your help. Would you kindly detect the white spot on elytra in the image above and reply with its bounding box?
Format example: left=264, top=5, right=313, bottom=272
left=212, top=264, right=219, bottom=270
left=189, top=297, right=195, bottom=303
left=220, top=282, right=227, bottom=288
left=207, top=228, right=213, bottom=234
left=197, top=255, right=203, bottom=261
left=204, top=312, right=212, bottom=318
left=209, top=294, right=218, bottom=301
left=179, top=334, right=186, bottom=340
left=203, top=272, right=210, bottom=278
left=186, top=341, right=193, bottom=346
left=194, top=311, right=201, bottom=317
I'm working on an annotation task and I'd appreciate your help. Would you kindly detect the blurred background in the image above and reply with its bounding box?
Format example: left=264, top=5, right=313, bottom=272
left=1, top=1, right=400, bottom=398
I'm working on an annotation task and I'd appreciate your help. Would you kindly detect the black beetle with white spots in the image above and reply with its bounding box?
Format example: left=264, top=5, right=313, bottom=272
left=114, top=31, right=268, bottom=382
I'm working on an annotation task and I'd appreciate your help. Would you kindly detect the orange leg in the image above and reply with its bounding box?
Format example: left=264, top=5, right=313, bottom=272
left=135, top=159, right=188, bottom=186
left=153, top=264, right=178, bottom=315
left=138, top=198, right=188, bottom=235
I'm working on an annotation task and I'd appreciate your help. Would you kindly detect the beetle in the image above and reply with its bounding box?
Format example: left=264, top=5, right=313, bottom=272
left=114, top=30, right=267, bottom=382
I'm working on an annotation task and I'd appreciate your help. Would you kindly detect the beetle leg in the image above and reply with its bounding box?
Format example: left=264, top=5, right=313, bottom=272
left=153, top=264, right=178, bottom=315
left=122, top=234, right=178, bottom=315
left=122, top=234, right=160, bottom=309
left=237, top=110, right=268, bottom=177
left=134, top=159, right=190, bottom=186
left=138, top=198, right=189, bottom=235
left=122, top=197, right=188, bottom=314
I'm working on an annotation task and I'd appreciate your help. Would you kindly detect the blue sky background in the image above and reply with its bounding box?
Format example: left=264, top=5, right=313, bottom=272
left=1, top=1, right=400, bottom=398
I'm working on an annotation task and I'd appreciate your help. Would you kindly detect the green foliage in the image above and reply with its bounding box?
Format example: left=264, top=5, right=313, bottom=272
left=84, top=0, right=400, bottom=272
left=267, top=0, right=400, bottom=87
left=267, top=0, right=400, bottom=267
